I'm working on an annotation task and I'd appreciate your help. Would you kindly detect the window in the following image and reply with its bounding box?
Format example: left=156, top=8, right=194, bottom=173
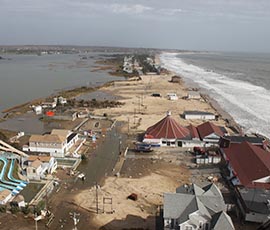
left=185, top=226, right=193, bottom=230
left=33, top=169, right=36, bottom=173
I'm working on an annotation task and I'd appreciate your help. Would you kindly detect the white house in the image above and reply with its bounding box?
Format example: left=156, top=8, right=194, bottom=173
left=33, top=105, right=43, bottom=115
left=26, top=155, right=57, bottom=180
left=23, top=129, right=79, bottom=158
left=27, top=155, right=57, bottom=174
left=0, top=189, right=12, bottom=205
left=182, top=111, right=216, bottom=120
left=167, top=93, right=178, bottom=101
left=26, top=159, right=43, bottom=180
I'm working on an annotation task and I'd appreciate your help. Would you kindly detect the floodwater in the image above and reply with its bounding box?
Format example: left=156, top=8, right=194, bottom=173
left=0, top=53, right=120, bottom=113
left=76, top=122, right=126, bottom=189
left=76, top=90, right=122, bottom=102
left=20, top=183, right=45, bottom=203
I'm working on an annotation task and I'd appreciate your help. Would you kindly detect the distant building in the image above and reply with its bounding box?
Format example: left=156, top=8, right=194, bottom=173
left=163, top=183, right=234, bottom=230
left=41, top=99, right=57, bottom=109
left=182, top=111, right=216, bottom=120
left=58, top=96, right=67, bottom=105
left=167, top=93, right=178, bottom=101
left=187, top=91, right=201, bottom=100
left=33, top=105, right=42, bottom=115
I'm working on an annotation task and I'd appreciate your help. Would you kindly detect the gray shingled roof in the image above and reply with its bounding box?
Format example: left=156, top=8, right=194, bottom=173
left=164, top=184, right=230, bottom=227
left=211, top=211, right=235, bottom=230
left=163, top=193, right=197, bottom=221
left=239, top=188, right=270, bottom=214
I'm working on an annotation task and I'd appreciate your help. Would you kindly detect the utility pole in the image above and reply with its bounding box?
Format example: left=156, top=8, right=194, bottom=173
left=95, top=182, right=99, bottom=214
left=134, top=108, right=136, bottom=124
left=34, top=213, right=38, bottom=230
left=127, top=117, right=130, bottom=135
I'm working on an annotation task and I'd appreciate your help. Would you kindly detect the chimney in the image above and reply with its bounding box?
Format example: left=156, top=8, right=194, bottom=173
left=166, top=111, right=171, bottom=116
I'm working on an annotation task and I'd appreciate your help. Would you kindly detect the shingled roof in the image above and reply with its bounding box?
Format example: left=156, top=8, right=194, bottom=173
left=223, top=141, right=270, bottom=189
left=186, top=124, right=200, bottom=139
left=145, top=112, right=190, bottom=139
left=197, top=121, right=224, bottom=139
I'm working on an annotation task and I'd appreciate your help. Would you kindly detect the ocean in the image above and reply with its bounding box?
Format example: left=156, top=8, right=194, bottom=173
left=0, top=53, right=119, bottom=113
left=160, top=52, right=270, bottom=138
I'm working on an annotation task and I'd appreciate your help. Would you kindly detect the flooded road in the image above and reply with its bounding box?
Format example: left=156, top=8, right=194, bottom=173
left=76, top=122, right=126, bottom=189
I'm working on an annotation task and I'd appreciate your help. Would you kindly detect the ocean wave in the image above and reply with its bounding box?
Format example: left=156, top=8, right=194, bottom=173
left=160, top=52, right=270, bottom=138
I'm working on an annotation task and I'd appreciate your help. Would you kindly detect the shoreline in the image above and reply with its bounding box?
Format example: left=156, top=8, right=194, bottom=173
left=0, top=53, right=252, bottom=229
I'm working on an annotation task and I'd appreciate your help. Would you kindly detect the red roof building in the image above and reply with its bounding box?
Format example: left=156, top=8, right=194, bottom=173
left=197, top=121, right=225, bottom=140
left=223, top=141, right=270, bottom=189
left=186, top=124, right=200, bottom=139
left=144, top=113, right=190, bottom=140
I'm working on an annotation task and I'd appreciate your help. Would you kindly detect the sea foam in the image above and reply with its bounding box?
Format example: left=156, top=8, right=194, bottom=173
left=160, top=53, right=270, bottom=138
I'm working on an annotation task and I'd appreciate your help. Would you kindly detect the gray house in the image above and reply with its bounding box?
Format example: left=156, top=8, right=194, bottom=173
left=163, top=183, right=234, bottom=230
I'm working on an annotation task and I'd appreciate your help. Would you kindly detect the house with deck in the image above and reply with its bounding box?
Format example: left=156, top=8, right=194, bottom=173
left=163, top=183, right=234, bottom=230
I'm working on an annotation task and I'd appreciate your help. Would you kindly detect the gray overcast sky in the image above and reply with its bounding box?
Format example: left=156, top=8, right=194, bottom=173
left=1, top=0, right=270, bottom=52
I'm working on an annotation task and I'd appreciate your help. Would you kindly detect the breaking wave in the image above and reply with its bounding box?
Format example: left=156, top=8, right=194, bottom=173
left=160, top=52, right=270, bottom=138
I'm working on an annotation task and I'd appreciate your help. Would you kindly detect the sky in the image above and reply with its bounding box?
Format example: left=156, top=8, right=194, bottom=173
left=1, top=0, right=270, bottom=52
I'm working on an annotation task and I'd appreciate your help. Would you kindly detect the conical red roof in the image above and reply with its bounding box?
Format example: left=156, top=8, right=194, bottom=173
left=145, top=113, right=190, bottom=139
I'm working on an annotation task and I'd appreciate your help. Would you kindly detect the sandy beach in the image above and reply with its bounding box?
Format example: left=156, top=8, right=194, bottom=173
left=91, top=73, right=229, bottom=133
left=73, top=66, right=237, bottom=229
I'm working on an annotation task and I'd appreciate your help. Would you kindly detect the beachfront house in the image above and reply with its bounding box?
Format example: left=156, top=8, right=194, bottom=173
left=143, top=111, right=190, bottom=147
left=219, top=135, right=267, bottom=148
left=221, top=141, right=270, bottom=189
left=187, top=91, right=201, bottom=100
left=23, top=129, right=79, bottom=158
left=163, top=183, right=234, bottom=230
left=182, top=111, right=216, bottom=120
